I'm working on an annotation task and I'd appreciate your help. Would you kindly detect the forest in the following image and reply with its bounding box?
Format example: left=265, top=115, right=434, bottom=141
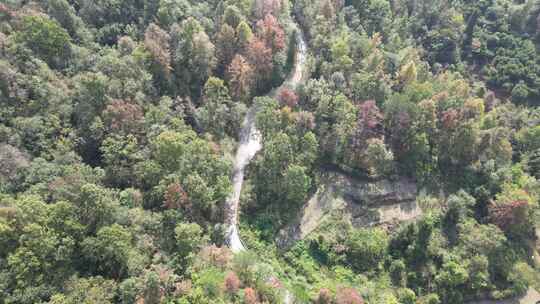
left=0, top=0, right=539, bottom=303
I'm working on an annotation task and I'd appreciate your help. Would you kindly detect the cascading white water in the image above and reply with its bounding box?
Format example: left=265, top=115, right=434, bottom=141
left=225, top=105, right=262, bottom=252
left=284, top=23, right=307, bottom=91
left=224, top=23, right=308, bottom=253
left=223, top=21, right=307, bottom=304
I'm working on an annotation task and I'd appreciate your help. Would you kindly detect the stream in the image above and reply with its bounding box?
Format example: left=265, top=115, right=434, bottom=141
left=223, top=19, right=308, bottom=304
left=224, top=21, right=308, bottom=253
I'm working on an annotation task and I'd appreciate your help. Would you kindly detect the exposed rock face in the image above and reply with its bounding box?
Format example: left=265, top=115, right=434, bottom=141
left=277, top=171, right=420, bottom=249
left=336, top=173, right=417, bottom=206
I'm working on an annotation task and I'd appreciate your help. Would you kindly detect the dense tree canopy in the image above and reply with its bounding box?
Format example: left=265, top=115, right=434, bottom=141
left=0, top=0, right=539, bottom=303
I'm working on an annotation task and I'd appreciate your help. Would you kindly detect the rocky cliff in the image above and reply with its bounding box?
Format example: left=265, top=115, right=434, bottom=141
left=277, top=171, right=420, bottom=249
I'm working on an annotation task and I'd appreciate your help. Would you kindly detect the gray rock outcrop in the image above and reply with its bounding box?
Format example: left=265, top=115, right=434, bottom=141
left=277, top=171, right=420, bottom=249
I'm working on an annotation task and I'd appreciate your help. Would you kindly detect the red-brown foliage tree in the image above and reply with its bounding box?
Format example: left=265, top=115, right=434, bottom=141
left=256, top=14, right=285, bottom=52
left=227, top=54, right=254, bottom=101
left=488, top=200, right=529, bottom=232
left=144, top=23, right=171, bottom=74
left=350, top=100, right=383, bottom=152
left=358, top=100, right=383, bottom=132
left=385, top=104, right=413, bottom=157
left=246, top=37, right=273, bottom=73
left=102, top=99, right=144, bottom=134
left=198, top=245, right=233, bottom=269
left=316, top=288, right=333, bottom=304
left=336, top=288, right=364, bottom=304
left=244, top=287, right=258, bottom=304
left=278, top=88, right=299, bottom=108
left=224, top=272, right=241, bottom=295
left=0, top=3, right=14, bottom=19
left=245, top=38, right=273, bottom=90
left=164, top=182, right=190, bottom=209
left=441, top=108, right=460, bottom=129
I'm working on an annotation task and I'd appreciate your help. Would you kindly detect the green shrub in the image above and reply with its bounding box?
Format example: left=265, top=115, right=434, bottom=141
left=345, top=228, right=388, bottom=272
